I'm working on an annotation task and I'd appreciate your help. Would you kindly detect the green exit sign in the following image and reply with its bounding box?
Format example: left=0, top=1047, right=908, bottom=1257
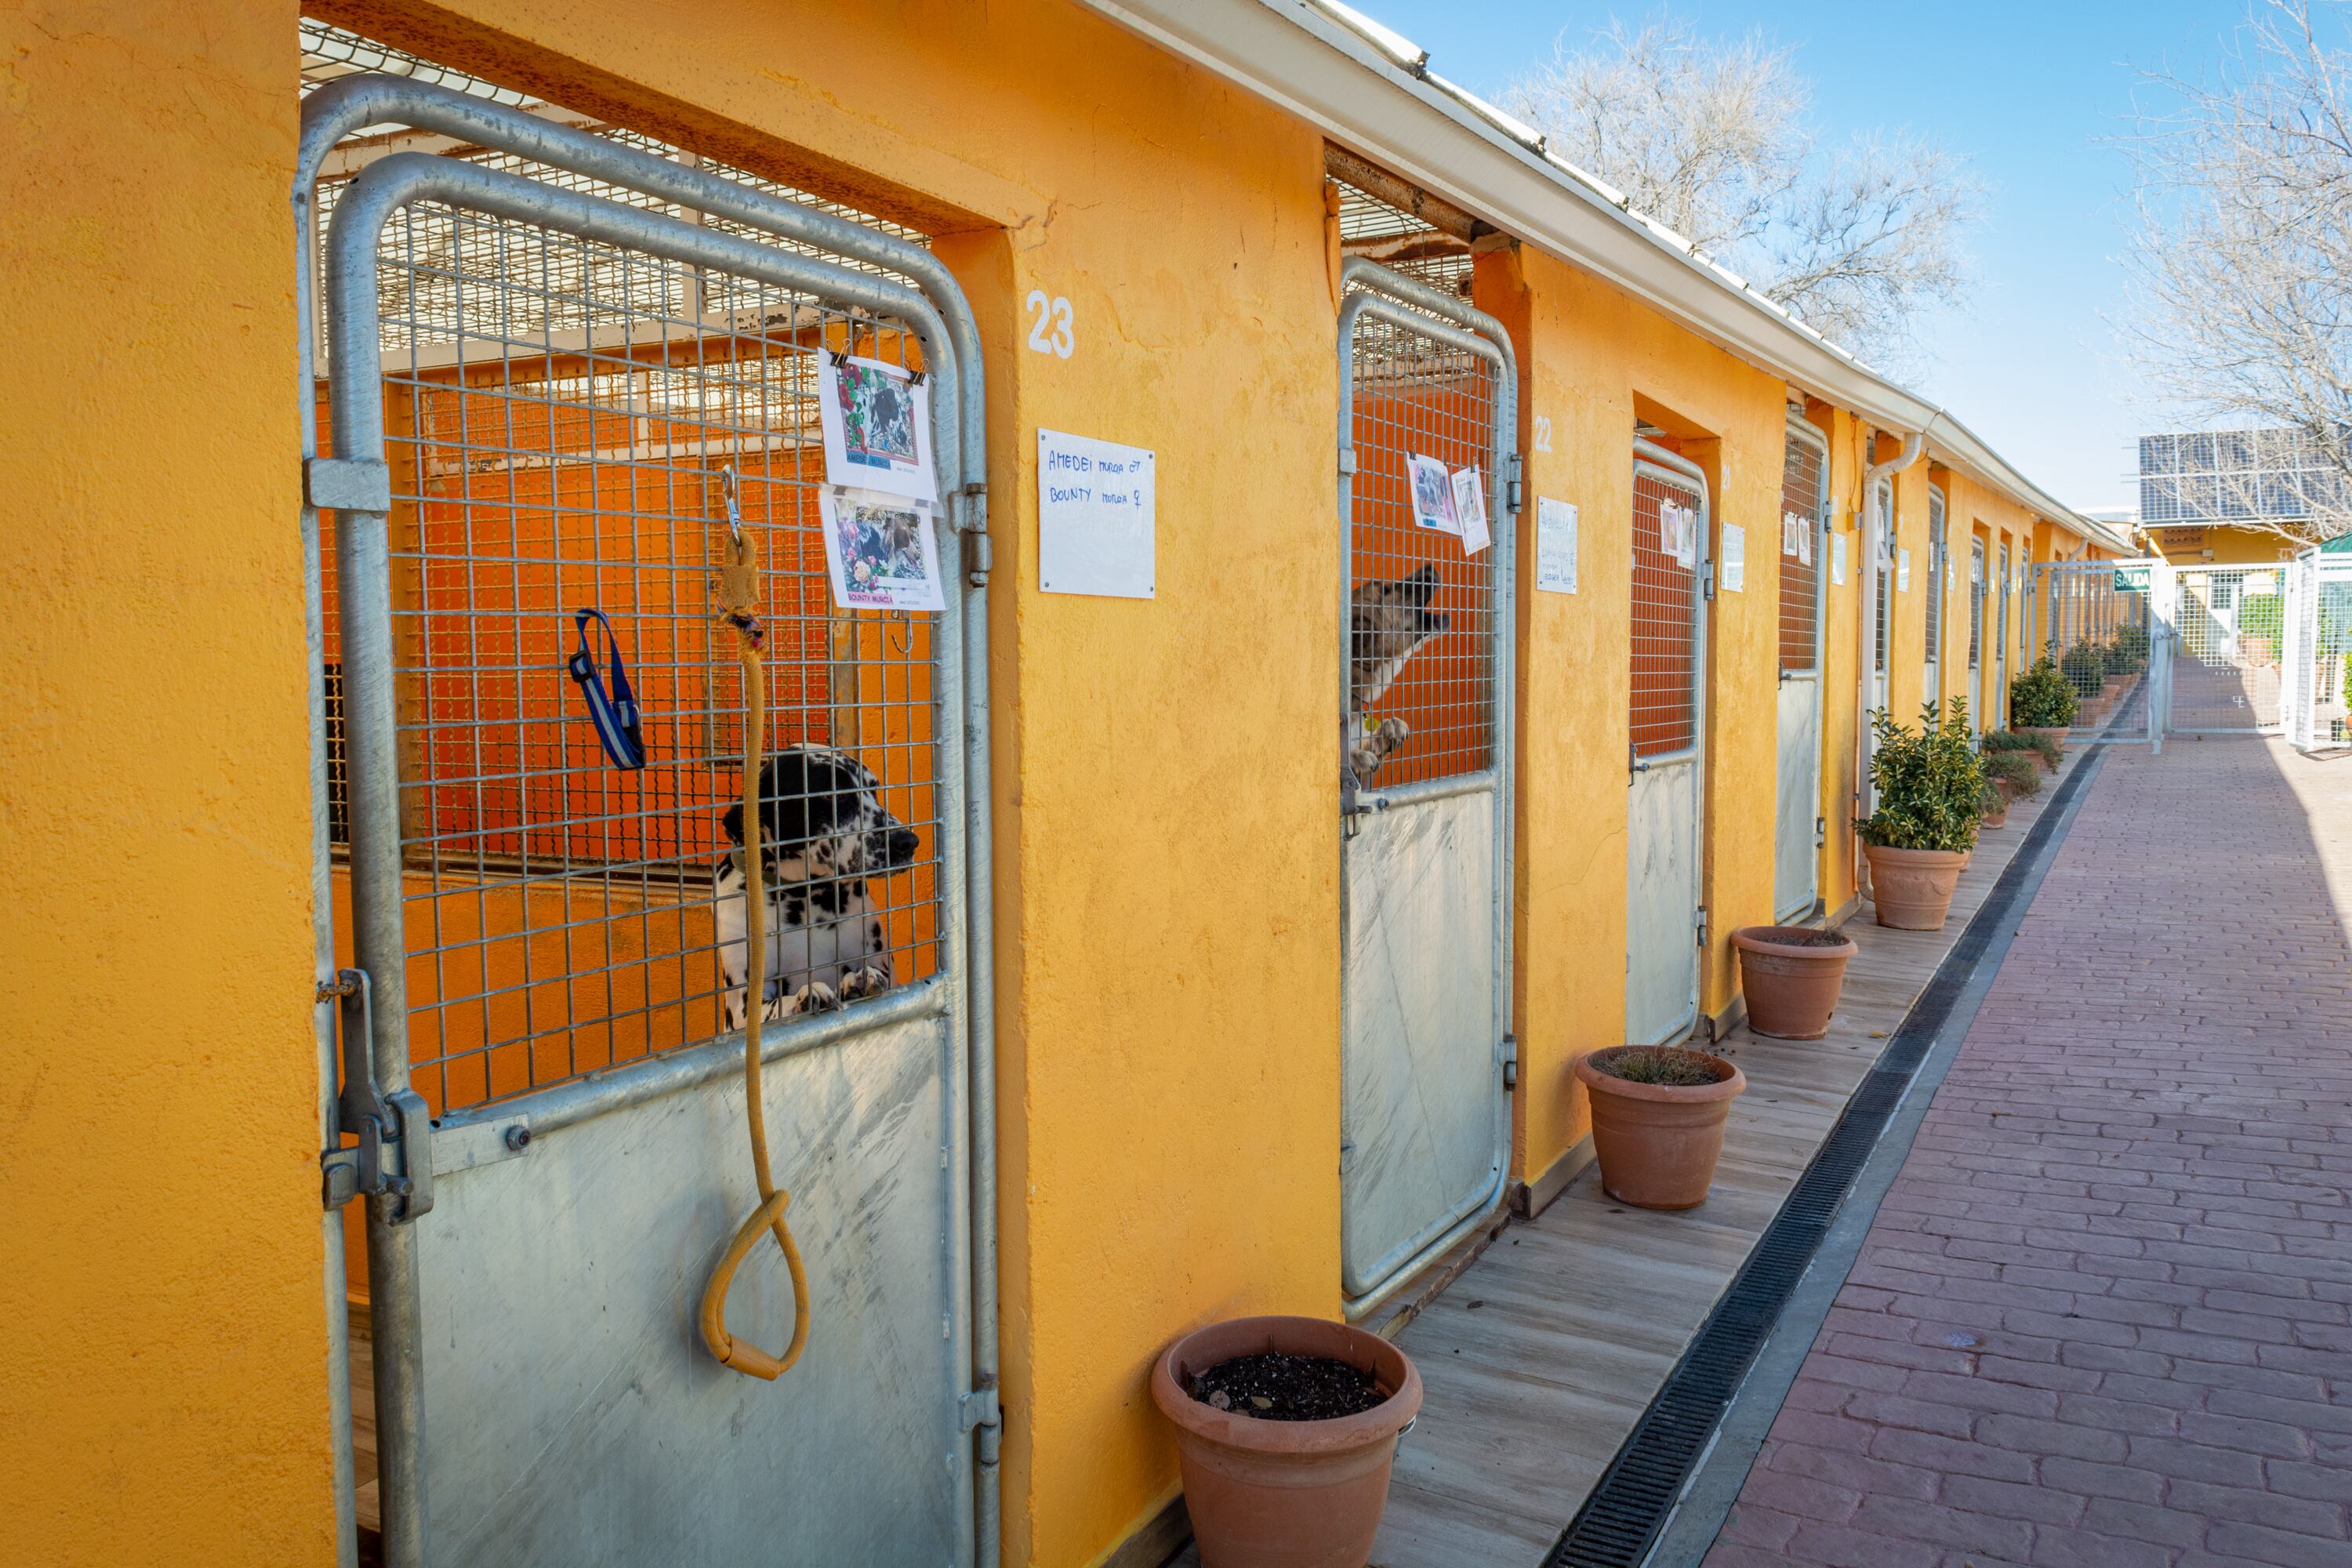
left=2113, top=563, right=2151, bottom=593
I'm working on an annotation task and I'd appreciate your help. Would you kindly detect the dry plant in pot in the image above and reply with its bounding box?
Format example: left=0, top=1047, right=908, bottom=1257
left=1731, top=924, right=1858, bottom=1040
left=1574, top=1046, right=1746, bottom=1209
left=1151, top=1316, right=1421, bottom=1568
left=1979, top=777, right=2009, bottom=830
left=1857, top=699, right=1983, bottom=931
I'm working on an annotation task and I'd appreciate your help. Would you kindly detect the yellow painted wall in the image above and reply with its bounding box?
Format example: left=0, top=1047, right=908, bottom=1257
left=1497, top=247, right=1788, bottom=1182
left=0, top=3, right=341, bottom=1564
left=2146, top=522, right=2302, bottom=566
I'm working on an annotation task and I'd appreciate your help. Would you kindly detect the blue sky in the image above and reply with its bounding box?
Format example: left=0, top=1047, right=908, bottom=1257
left=1356, top=1, right=2244, bottom=511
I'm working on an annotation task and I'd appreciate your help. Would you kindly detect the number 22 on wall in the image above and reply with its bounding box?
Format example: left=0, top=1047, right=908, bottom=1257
left=1025, top=290, right=1074, bottom=359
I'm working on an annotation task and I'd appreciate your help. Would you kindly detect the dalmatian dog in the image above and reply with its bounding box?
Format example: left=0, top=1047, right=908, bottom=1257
left=717, top=744, right=920, bottom=1029
left=1345, top=563, right=1450, bottom=792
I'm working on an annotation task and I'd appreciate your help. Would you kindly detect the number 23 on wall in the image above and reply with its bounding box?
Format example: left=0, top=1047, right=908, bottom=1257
left=1025, top=289, right=1074, bottom=359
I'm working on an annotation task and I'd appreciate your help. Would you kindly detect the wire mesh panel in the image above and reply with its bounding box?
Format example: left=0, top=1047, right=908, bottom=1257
left=2030, top=561, right=2155, bottom=741
left=1343, top=307, right=1498, bottom=786
left=1925, top=487, right=1947, bottom=679
left=2311, top=560, right=2352, bottom=747
left=1873, top=480, right=1893, bottom=687
left=1968, top=539, right=1986, bottom=670
left=316, top=163, right=944, bottom=1120
left=1778, top=423, right=1825, bottom=674
left=2172, top=564, right=2286, bottom=732
left=1995, top=543, right=2012, bottom=727
left=1632, top=464, right=1705, bottom=759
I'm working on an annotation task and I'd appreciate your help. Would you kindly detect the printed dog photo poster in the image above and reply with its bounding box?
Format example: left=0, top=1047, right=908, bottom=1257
left=1407, top=453, right=1459, bottom=534
left=817, top=354, right=938, bottom=506
left=1450, top=466, right=1491, bottom=555
left=818, top=488, right=947, bottom=612
left=1660, top=501, right=1697, bottom=569
left=1798, top=513, right=1813, bottom=566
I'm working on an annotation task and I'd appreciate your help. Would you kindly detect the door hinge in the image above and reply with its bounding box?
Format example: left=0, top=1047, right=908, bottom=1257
left=1338, top=445, right=1359, bottom=478
left=1507, top=452, right=1524, bottom=515
left=1695, top=906, right=1710, bottom=948
left=1701, top=561, right=1717, bottom=600
left=963, top=528, right=992, bottom=588
left=959, top=1385, right=1001, bottom=1434
left=1816, top=814, right=1828, bottom=848
left=318, top=968, right=434, bottom=1223
left=1501, top=1033, right=1519, bottom=1090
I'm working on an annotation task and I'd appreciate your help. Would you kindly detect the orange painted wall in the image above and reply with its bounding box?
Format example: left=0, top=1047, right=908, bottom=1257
left=0, top=3, right=342, bottom=1564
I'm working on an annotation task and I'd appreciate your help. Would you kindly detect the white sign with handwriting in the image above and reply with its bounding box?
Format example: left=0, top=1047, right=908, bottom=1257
left=1038, top=428, right=1156, bottom=598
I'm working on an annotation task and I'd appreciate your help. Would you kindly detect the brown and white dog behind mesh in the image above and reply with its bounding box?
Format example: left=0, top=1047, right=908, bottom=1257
left=1346, top=563, right=1450, bottom=791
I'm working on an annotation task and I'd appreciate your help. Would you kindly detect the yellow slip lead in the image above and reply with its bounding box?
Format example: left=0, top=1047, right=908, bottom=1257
left=698, top=509, right=811, bottom=1383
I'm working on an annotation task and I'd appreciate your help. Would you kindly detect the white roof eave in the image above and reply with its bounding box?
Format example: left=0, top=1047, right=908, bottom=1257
left=1074, top=0, right=2107, bottom=543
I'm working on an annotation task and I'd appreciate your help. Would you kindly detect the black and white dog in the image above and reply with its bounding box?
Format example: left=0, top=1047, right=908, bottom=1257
left=717, top=744, right=920, bottom=1028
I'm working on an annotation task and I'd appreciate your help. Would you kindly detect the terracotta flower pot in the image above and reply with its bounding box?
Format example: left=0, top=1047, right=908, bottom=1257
left=1864, top=844, right=1969, bottom=930
left=1732, top=926, right=1858, bottom=1040
left=1152, top=1316, right=1422, bottom=1568
left=1981, top=779, right=2012, bottom=830
left=1573, top=1047, right=1746, bottom=1210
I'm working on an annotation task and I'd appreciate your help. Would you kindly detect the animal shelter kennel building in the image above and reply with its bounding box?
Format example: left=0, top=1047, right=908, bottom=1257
left=2, top=4, right=2132, bottom=1566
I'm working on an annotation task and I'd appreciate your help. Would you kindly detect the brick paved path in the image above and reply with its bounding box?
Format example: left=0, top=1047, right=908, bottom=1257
left=1704, top=739, right=2352, bottom=1568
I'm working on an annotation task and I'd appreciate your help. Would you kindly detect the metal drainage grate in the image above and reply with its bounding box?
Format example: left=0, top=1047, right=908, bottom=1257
left=1541, top=746, right=2104, bottom=1568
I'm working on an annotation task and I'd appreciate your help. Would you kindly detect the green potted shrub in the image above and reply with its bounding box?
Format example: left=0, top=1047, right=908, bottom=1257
left=1857, top=699, right=1984, bottom=931
left=2009, top=656, right=2077, bottom=754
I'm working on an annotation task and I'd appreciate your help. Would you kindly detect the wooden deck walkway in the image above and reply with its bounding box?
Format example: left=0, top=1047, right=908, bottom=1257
left=1167, top=749, right=2089, bottom=1568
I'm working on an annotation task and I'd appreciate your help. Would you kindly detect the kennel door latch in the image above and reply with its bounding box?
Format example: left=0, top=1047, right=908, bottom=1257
left=318, top=967, right=435, bottom=1224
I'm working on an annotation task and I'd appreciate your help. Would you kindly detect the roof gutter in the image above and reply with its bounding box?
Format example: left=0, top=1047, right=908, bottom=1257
left=1075, top=0, right=2118, bottom=547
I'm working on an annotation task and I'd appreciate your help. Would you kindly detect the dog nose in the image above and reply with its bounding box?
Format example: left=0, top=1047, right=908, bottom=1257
left=889, top=827, right=920, bottom=864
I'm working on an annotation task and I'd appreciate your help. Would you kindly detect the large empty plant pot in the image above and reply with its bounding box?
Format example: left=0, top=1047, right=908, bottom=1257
left=1733, top=925, right=1859, bottom=1040
left=1575, top=1046, right=1746, bottom=1210
left=1151, top=1315, right=1421, bottom=1568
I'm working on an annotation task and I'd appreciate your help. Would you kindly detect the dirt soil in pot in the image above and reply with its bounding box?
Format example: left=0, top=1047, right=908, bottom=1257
left=1189, top=1353, right=1386, bottom=1421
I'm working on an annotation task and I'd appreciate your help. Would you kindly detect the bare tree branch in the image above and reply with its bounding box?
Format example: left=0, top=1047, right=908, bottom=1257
left=2121, top=0, right=2352, bottom=542
left=1501, top=10, right=1982, bottom=375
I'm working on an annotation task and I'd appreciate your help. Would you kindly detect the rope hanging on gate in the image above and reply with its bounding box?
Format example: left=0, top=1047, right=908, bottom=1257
left=699, top=467, right=811, bottom=1382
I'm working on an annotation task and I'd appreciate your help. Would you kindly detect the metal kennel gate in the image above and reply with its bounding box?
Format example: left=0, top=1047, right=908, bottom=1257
left=1628, top=441, right=1711, bottom=1046
left=1773, top=417, right=1828, bottom=922
left=299, top=74, right=996, bottom=1568
left=2281, top=544, right=2352, bottom=751
left=1335, top=258, right=1515, bottom=1314
left=2169, top=564, right=2286, bottom=734
left=2028, top=559, right=2166, bottom=747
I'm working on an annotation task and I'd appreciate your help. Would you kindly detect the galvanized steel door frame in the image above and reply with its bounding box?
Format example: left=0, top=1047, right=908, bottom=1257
left=1334, top=257, right=1516, bottom=1318
left=296, top=78, right=1000, bottom=1568
left=1628, top=437, right=1710, bottom=1045
left=1774, top=414, right=1829, bottom=922
left=1924, top=484, right=1947, bottom=704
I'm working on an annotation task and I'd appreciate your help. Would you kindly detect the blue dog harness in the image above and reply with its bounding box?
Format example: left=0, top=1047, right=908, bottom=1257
left=567, top=608, right=646, bottom=771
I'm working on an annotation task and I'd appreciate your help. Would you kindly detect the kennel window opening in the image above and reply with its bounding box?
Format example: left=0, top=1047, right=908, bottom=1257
left=308, top=25, right=950, bottom=1116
